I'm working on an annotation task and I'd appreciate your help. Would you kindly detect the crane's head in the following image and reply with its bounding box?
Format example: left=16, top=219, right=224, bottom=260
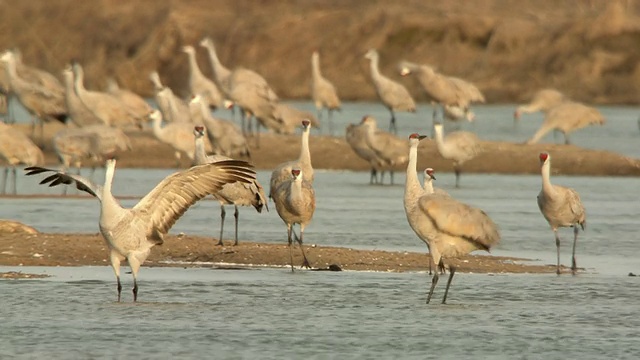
left=194, top=125, right=205, bottom=138
left=301, top=119, right=311, bottom=129
left=182, top=45, right=195, bottom=54
left=408, top=133, right=428, bottom=141
left=424, top=168, right=436, bottom=180
left=364, top=49, right=377, bottom=60
left=291, top=168, right=302, bottom=180
left=360, top=115, right=375, bottom=126
left=539, top=152, right=549, bottom=163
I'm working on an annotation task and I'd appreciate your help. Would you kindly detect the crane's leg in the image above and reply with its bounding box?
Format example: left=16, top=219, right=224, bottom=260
left=233, top=205, right=240, bottom=246
left=571, top=225, right=579, bottom=275
left=127, top=256, right=141, bottom=302
left=110, top=252, right=123, bottom=302
left=297, top=225, right=311, bottom=269
left=428, top=256, right=432, bottom=276
left=11, top=166, right=17, bottom=194
left=329, top=109, right=336, bottom=137
left=287, top=225, right=295, bottom=272
left=426, top=270, right=439, bottom=304
left=388, top=109, right=397, bottom=135
left=554, top=229, right=561, bottom=275
left=1, top=167, right=7, bottom=194
left=564, top=132, right=571, bottom=145
left=441, top=265, right=456, bottom=304
left=379, top=171, right=386, bottom=185
left=454, top=166, right=461, bottom=188
left=217, top=205, right=226, bottom=246
left=390, top=170, right=395, bottom=185
left=369, top=168, right=378, bottom=185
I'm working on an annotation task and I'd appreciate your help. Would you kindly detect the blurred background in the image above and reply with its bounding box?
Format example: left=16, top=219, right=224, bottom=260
left=1, top=0, right=639, bottom=104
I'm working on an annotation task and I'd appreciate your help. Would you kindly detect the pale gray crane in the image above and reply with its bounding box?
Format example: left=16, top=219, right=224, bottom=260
left=399, top=61, right=484, bottom=122
left=72, top=62, right=142, bottom=129
left=360, top=115, right=408, bottom=185
left=272, top=168, right=316, bottom=271
left=0, top=122, right=44, bottom=194
left=364, top=49, right=416, bottom=134
left=404, top=133, right=500, bottom=304
left=0, top=51, right=67, bottom=140
left=537, top=152, right=586, bottom=275
left=345, top=121, right=381, bottom=184
left=61, top=65, right=103, bottom=127
left=515, top=88, right=605, bottom=144
left=106, top=77, right=152, bottom=122
left=227, top=66, right=279, bottom=136
left=149, top=71, right=191, bottom=124
left=190, top=95, right=250, bottom=158
left=182, top=45, right=225, bottom=110
left=422, top=168, right=450, bottom=197
left=25, top=158, right=256, bottom=302
left=311, top=51, right=341, bottom=135
left=149, top=109, right=200, bottom=167
left=273, top=103, right=320, bottom=135
left=199, top=37, right=232, bottom=97
left=193, top=125, right=267, bottom=246
left=269, top=120, right=314, bottom=199
left=433, top=122, right=482, bottom=188
left=53, top=124, right=131, bottom=178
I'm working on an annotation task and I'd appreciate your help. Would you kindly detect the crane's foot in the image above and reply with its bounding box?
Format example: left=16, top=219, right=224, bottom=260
left=300, top=259, right=311, bottom=269
left=216, top=240, right=224, bottom=246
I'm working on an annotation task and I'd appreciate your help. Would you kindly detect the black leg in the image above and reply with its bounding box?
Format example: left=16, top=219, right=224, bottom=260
left=571, top=225, right=579, bottom=275
left=233, top=205, right=239, bottom=246
left=1, top=167, right=7, bottom=195
left=297, top=228, right=311, bottom=269
left=287, top=226, right=294, bottom=272
left=454, top=166, right=461, bottom=188
left=426, top=270, right=439, bottom=304
left=117, top=276, right=122, bottom=302
left=11, top=166, right=17, bottom=194
left=132, top=279, right=138, bottom=302
left=441, top=265, right=456, bottom=304
left=554, top=229, right=561, bottom=275
left=217, top=205, right=225, bottom=246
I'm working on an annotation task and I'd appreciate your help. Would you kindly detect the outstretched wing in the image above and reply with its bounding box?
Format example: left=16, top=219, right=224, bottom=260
left=24, top=166, right=103, bottom=200
left=133, top=160, right=256, bottom=236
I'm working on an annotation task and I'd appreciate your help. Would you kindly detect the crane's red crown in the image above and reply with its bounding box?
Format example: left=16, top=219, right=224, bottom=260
left=539, top=152, right=549, bottom=161
left=194, top=125, right=204, bottom=132
left=291, top=169, right=301, bottom=177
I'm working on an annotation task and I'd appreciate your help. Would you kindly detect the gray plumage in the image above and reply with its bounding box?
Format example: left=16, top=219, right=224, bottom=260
left=106, top=78, right=152, bottom=122
left=345, top=120, right=380, bottom=184
left=190, top=95, right=250, bottom=158
left=404, top=133, right=500, bottom=304
left=199, top=37, right=233, bottom=97
left=227, top=66, right=279, bottom=135
left=537, top=152, right=586, bottom=275
left=25, top=158, right=256, bottom=302
left=399, top=61, right=484, bottom=121
left=193, top=125, right=267, bottom=245
left=311, top=51, right=341, bottom=134
left=360, top=115, right=408, bottom=185
left=150, top=109, right=202, bottom=167
left=0, top=50, right=67, bottom=139
left=272, top=168, right=316, bottom=271
left=72, top=62, right=142, bottom=129
left=433, top=123, right=482, bottom=188
left=269, top=120, right=314, bottom=199
left=61, top=65, right=103, bottom=127
left=182, top=45, right=225, bottom=110
left=364, top=49, right=416, bottom=134
left=149, top=71, right=191, bottom=124
left=272, top=103, right=320, bottom=135
left=0, top=122, right=44, bottom=194
left=422, top=168, right=450, bottom=197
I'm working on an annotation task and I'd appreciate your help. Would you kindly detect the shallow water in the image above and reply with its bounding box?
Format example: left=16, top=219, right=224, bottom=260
left=2, top=101, right=640, bottom=358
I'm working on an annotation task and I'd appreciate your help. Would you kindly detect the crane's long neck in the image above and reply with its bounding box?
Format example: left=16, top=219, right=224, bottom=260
left=423, top=177, right=435, bottom=194
left=186, top=51, right=204, bottom=78
left=368, top=55, right=380, bottom=78
left=290, top=177, right=303, bottom=202
left=404, top=143, right=423, bottom=205
left=433, top=127, right=446, bottom=154
left=204, top=44, right=229, bottom=81
left=73, top=66, right=88, bottom=97
left=311, top=55, right=322, bottom=79
left=3, top=56, right=18, bottom=82
left=151, top=114, right=165, bottom=140
left=299, top=128, right=311, bottom=168
left=194, top=135, right=208, bottom=165
left=541, top=160, right=556, bottom=194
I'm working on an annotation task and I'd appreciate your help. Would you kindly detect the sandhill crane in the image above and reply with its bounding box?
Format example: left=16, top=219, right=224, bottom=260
left=345, top=121, right=381, bottom=184
left=404, top=133, right=500, bottom=304
left=190, top=95, right=250, bottom=158
left=106, top=77, right=152, bottom=122
left=149, top=71, right=190, bottom=124
left=0, top=50, right=67, bottom=140
left=364, top=49, right=416, bottom=134
left=0, top=122, right=44, bottom=194
left=399, top=61, right=484, bottom=122
left=149, top=109, right=201, bottom=167
left=273, top=103, right=320, bottom=135
left=515, top=88, right=605, bottom=144
left=433, top=122, right=482, bottom=188
left=182, top=45, right=225, bottom=110
left=25, top=158, right=256, bottom=302
left=360, top=115, right=408, bottom=185
left=193, top=125, right=267, bottom=246
left=422, top=168, right=450, bottom=197
left=537, top=152, right=586, bottom=275
left=272, top=168, right=316, bottom=271
left=61, top=65, right=103, bottom=127
left=227, top=66, right=279, bottom=136
left=72, top=62, right=142, bottom=129
left=199, top=37, right=232, bottom=97
left=53, top=124, right=131, bottom=179
left=311, top=51, right=341, bottom=135
left=0, top=93, right=7, bottom=122
left=269, top=120, right=314, bottom=198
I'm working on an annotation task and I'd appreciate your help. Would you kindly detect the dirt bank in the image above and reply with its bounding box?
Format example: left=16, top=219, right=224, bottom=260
left=0, top=1, right=639, bottom=104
